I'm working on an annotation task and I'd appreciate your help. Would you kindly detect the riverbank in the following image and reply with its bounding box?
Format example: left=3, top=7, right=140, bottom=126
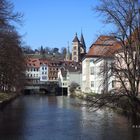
left=69, top=90, right=140, bottom=118
left=0, top=92, right=18, bottom=109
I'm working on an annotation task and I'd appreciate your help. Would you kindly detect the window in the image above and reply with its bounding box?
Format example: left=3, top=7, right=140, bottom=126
left=91, top=81, right=94, bottom=87
left=73, top=52, right=77, bottom=55
left=112, top=81, right=115, bottom=88
left=90, top=67, right=94, bottom=75
left=74, top=46, right=76, bottom=50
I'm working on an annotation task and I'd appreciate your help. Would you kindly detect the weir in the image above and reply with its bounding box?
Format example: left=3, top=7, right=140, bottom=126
left=23, top=81, right=67, bottom=95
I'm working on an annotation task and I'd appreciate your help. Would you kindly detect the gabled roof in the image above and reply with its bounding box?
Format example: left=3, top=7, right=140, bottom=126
left=86, top=35, right=121, bottom=58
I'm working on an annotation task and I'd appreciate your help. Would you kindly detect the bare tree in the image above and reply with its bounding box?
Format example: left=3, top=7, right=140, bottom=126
left=90, top=0, right=140, bottom=115
left=0, top=30, right=25, bottom=93
left=0, top=0, right=25, bottom=93
left=0, top=0, right=22, bottom=28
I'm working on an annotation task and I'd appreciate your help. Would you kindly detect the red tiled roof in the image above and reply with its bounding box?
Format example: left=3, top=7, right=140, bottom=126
left=26, top=58, right=40, bottom=68
left=86, top=36, right=121, bottom=57
left=40, top=59, right=49, bottom=65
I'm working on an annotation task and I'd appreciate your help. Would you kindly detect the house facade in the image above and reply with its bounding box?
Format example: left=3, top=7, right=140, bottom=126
left=82, top=36, right=120, bottom=94
left=57, top=61, right=82, bottom=94
left=114, top=50, right=140, bottom=94
left=25, top=58, right=40, bottom=87
left=39, top=64, right=48, bottom=82
left=25, top=58, right=61, bottom=87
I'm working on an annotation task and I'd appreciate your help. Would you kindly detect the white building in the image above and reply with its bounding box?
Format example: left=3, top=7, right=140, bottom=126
left=39, top=64, right=48, bottom=82
left=58, top=67, right=68, bottom=88
left=57, top=61, right=82, bottom=94
left=25, top=58, right=40, bottom=86
left=25, top=58, right=49, bottom=88
left=82, top=36, right=120, bottom=94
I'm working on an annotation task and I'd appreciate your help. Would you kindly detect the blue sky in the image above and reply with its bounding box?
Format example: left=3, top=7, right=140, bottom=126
left=12, top=0, right=112, bottom=51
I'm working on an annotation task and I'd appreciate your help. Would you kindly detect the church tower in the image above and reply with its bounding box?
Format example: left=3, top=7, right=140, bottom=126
left=72, top=33, right=81, bottom=62
left=72, top=32, right=86, bottom=62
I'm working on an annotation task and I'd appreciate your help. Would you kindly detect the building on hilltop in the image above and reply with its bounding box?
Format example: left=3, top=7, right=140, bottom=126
left=72, top=32, right=86, bottom=62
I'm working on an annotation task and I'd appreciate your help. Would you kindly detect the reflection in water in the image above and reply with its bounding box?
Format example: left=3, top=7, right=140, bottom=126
left=0, top=95, right=140, bottom=140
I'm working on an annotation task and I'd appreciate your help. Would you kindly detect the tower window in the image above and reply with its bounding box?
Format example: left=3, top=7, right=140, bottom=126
left=73, top=52, right=77, bottom=55
left=73, top=46, right=76, bottom=50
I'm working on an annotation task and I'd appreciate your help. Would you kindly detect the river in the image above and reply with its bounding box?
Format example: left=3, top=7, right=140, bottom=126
left=0, top=95, right=140, bottom=140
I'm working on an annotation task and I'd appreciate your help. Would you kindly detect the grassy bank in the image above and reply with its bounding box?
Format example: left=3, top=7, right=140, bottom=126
left=0, top=92, right=18, bottom=108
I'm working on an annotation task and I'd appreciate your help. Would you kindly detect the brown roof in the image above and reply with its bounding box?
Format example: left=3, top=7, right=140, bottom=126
left=63, top=61, right=82, bottom=72
left=25, top=58, right=82, bottom=72
left=40, top=59, right=49, bottom=65
left=86, top=36, right=121, bottom=57
left=26, top=58, right=40, bottom=68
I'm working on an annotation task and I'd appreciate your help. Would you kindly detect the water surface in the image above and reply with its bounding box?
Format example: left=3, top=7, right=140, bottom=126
left=0, top=95, right=140, bottom=140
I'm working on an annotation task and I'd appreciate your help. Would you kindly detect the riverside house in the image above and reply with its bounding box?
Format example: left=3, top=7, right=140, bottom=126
left=82, top=36, right=120, bottom=94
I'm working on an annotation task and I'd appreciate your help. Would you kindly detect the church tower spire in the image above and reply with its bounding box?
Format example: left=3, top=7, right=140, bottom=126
left=72, top=32, right=80, bottom=42
left=66, top=41, right=71, bottom=61
left=80, top=31, right=86, bottom=53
